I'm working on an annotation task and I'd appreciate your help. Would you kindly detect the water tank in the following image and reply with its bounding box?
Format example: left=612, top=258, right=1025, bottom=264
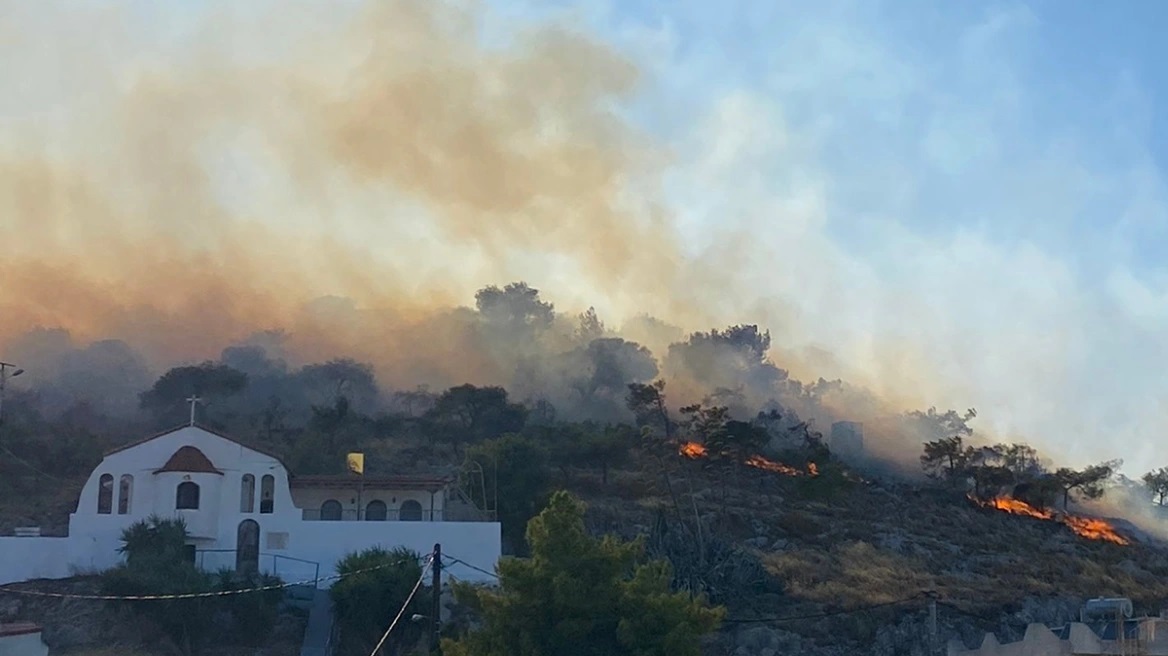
left=1081, top=597, right=1133, bottom=622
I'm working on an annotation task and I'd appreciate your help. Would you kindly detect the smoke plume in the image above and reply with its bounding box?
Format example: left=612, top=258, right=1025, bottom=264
left=2, top=0, right=1155, bottom=489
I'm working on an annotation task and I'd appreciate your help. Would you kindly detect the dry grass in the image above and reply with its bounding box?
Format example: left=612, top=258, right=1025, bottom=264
left=765, top=541, right=936, bottom=606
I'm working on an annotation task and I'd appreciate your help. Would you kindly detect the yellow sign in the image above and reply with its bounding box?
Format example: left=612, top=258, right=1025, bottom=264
left=346, top=453, right=365, bottom=475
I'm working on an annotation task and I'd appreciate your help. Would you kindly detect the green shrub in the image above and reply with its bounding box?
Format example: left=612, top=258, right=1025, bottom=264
left=330, top=546, right=427, bottom=656
left=101, top=516, right=283, bottom=655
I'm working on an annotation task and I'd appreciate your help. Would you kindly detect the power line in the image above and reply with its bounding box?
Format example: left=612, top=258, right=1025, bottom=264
left=442, top=554, right=497, bottom=580
left=0, top=444, right=65, bottom=482
left=367, top=554, right=433, bottom=656
left=0, top=554, right=427, bottom=601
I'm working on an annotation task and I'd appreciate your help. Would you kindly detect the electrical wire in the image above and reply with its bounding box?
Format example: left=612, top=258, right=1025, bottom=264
left=366, top=555, right=433, bottom=656
left=0, top=444, right=66, bottom=482
left=442, top=554, right=497, bottom=580
left=0, top=553, right=428, bottom=601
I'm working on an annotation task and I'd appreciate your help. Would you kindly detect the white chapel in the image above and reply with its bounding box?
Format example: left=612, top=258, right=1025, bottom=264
left=0, top=422, right=502, bottom=587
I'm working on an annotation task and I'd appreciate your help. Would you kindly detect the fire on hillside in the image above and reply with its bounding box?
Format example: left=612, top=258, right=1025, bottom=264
left=679, top=442, right=819, bottom=477
left=969, top=495, right=1130, bottom=545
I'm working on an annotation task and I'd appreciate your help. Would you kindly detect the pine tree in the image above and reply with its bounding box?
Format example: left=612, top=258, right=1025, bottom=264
left=442, top=490, right=725, bottom=656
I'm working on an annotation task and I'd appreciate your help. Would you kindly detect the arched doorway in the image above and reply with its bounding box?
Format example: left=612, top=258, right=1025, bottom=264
left=399, top=499, right=423, bottom=521
left=236, top=519, right=260, bottom=574
left=365, top=500, right=387, bottom=521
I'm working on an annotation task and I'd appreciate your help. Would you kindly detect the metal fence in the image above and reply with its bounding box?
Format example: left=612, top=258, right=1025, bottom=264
left=194, top=548, right=320, bottom=586
left=300, top=508, right=443, bottom=522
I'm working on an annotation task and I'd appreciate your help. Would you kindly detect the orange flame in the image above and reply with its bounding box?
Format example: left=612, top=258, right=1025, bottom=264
left=972, top=496, right=1129, bottom=545
left=678, top=441, right=818, bottom=477
left=745, top=454, right=804, bottom=476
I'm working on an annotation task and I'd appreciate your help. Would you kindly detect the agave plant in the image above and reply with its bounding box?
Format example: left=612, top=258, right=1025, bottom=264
left=117, top=514, right=189, bottom=567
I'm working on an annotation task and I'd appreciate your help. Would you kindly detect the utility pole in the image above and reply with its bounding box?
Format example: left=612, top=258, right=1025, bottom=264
left=0, top=362, right=25, bottom=426
left=431, top=543, right=442, bottom=654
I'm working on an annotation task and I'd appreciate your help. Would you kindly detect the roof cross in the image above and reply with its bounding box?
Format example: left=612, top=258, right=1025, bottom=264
left=186, top=395, right=202, bottom=426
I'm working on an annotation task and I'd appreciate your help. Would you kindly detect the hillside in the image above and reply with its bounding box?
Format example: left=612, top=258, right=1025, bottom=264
left=4, top=436, right=1168, bottom=656
left=562, top=449, right=1168, bottom=656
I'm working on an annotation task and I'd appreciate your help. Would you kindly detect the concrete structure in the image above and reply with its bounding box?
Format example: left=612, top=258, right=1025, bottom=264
left=949, top=605, right=1168, bottom=655
left=829, top=421, right=864, bottom=459
left=0, top=424, right=501, bottom=588
left=0, top=623, right=48, bottom=656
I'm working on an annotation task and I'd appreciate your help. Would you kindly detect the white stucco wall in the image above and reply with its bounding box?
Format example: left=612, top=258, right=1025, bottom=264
left=0, top=539, right=70, bottom=585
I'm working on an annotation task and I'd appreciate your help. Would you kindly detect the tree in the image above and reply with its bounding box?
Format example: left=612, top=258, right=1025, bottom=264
left=998, top=443, right=1045, bottom=479
left=1012, top=475, right=1062, bottom=509
left=392, top=384, right=437, bottom=417
left=330, top=547, right=426, bottom=656
left=441, top=491, right=724, bottom=656
left=537, top=422, right=634, bottom=486
left=626, top=380, right=685, bottom=522
left=576, top=424, right=635, bottom=485
left=294, top=358, right=380, bottom=413
left=920, top=436, right=969, bottom=481
left=904, top=406, right=977, bottom=443
left=1053, top=460, right=1120, bottom=509
left=664, top=325, right=788, bottom=394
left=465, top=435, right=551, bottom=554
left=626, top=380, right=674, bottom=443
left=578, top=338, right=658, bottom=399
left=425, top=384, right=529, bottom=450
left=576, top=306, right=606, bottom=343
left=474, top=282, right=555, bottom=330
left=965, top=445, right=1014, bottom=498
left=139, top=362, right=248, bottom=424
left=1143, top=467, right=1168, bottom=506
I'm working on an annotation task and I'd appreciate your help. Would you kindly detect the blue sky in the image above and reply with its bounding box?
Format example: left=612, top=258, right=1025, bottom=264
left=5, top=0, right=1168, bottom=473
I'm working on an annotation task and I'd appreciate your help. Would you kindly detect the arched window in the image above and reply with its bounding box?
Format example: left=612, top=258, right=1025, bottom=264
left=260, top=475, right=274, bottom=514
left=236, top=520, right=260, bottom=573
left=398, top=499, right=423, bottom=522
left=365, top=500, right=387, bottom=521
left=320, top=500, right=342, bottom=521
left=176, top=481, right=200, bottom=510
left=97, top=474, right=113, bottom=514
left=117, top=475, right=133, bottom=515
left=240, top=474, right=255, bottom=513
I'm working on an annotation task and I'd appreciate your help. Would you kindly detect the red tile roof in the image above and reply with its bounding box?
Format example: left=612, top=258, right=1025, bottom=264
left=154, top=446, right=223, bottom=475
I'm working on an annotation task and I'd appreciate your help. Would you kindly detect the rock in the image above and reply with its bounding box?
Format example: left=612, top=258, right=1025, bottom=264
left=751, top=519, right=770, bottom=537
left=732, top=625, right=804, bottom=656
left=743, top=536, right=770, bottom=549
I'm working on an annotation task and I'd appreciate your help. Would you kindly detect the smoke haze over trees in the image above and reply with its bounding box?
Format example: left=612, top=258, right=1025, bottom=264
left=1, top=0, right=1162, bottom=483
left=4, top=278, right=994, bottom=475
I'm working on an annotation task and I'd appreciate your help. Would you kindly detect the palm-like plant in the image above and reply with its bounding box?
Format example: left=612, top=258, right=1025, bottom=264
left=117, top=514, right=189, bottom=567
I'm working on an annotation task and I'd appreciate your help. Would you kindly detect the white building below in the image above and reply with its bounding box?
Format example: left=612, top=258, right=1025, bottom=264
left=0, top=425, right=501, bottom=588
